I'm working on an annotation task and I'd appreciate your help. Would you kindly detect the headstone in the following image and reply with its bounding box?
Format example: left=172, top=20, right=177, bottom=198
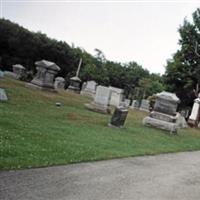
left=176, top=113, right=188, bottom=128
left=0, top=88, right=8, bottom=101
left=124, top=99, right=131, bottom=107
left=4, top=71, right=17, bottom=79
left=81, top=80, right=97, bottom=97
left=188, top=97, right=200, bottom=127
left=108, top=106, right=128, bottom=128
left=139, top=99, right=150, bottom=112
left=85, top=85, right=111, bottom=114
left=12, top=64, right=25, bottom=79
left=109, top=86, right=124, bottom=107
left=67, top=58, right=82, bottom=93
left=143, top=91, right=180, bottom=134
left=0, top=70, right=4, bottom=78
left=130, top=100, right=140, bottom=109
left=54, top=77, right=65, bottom=90
left=26, top=60, right=60, bottom=91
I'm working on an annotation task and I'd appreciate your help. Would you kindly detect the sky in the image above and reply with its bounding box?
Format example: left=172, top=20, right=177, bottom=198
left=1, top=0, right=200, bottom=74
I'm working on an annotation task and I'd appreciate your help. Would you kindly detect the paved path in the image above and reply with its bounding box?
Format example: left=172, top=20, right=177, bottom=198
left=1, top=151, right=200, bottom=200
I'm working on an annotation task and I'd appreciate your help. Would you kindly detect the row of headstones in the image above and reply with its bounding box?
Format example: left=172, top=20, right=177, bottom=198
left=2, top=60, right=200, bottom=132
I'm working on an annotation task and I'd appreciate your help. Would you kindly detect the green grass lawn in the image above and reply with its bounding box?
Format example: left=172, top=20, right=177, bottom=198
left=0, top=77, right=200, bottom=170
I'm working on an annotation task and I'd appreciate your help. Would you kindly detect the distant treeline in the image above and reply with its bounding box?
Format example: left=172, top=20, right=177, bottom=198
left=0, top=18, right=165, bottom=99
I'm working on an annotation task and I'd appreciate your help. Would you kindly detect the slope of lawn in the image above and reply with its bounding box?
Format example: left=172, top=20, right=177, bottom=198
left=0, top=77, right=200, bottom=170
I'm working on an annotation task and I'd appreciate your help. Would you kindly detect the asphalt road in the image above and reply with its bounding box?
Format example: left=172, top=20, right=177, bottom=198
left=1, top=151, right=200, bottom=200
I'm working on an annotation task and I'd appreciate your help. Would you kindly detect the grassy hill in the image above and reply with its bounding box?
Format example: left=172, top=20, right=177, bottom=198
left=1, top=77, right=200, bottom=170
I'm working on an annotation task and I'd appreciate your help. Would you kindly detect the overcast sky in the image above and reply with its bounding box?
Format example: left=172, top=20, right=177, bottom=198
left=1, top=1, right=200, bottom=74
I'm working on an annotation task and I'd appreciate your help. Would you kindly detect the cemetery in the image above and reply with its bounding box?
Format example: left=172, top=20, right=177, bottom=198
left=1, top=76, right=200, bottom=170
left=1, top=9, right=200, bottom=173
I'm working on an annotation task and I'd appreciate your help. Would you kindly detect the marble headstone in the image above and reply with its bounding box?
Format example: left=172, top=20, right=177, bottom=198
left=27, top=60, right=60, bottom=91
left=109, top=86, right=124, bottom=107
left=85, top=85, right=111, bottom=114
left=188, top=97, right=200, bottom=127
left=0, top=88, right=8, bottom=101
left=12, top=64, right=25, bottom=79
left=130, top=100, right=140, bottom=109
left=139, top=99, right=150, bottom=112
left=143, top=91, right=180, bottom=134
left=81, top=80, right=97, bottom=97
left=54, top=77, right=65, bottom=90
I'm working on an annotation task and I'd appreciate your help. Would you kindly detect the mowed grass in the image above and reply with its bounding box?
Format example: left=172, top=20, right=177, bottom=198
left=0, top=77, right=200, bottom=170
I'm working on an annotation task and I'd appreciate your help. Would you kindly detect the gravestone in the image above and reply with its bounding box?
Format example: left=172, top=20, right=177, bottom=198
left=109, top=86, right=124, bottom=107
left=54, top=77, right=65, bottom=90
left=67, top=58, right=82, bottom=93
left=176, top=113, right=188, bottom=128
left=27, top=60, right=60, bottom=91
left=124, top=99, right=131, bottom=107
left=143, top=91, right=180, bottom=134
left=0, top=70, right=4, bottom=78
left=130, top=100, right=140, bottom=109
left=0, top=88, right=8, bottom=102
left=85, top=85, right=111, bottom=114
left=4, top=71, right=17, bottom=79
left=81, top=80, right=97, bottom=97
left=188, top=97, right=200, bottom=127
left=139, top=99, right=150, bottom=112
left=12, top=64, right=25, bottom=79
left=108, top=106, right=128, bottom=128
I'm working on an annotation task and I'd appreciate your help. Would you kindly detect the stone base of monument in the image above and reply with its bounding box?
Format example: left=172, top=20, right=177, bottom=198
left=80, top=90, right=95, bottom=97
left=187, top=119, right=197, bottom=127
left=26, top=82, right=56, bottom=92
left=67, top=86, right=81, bottom=94
left=85, top=102, right=111, bottom=114
left=143, top=116, right=178, bottom=134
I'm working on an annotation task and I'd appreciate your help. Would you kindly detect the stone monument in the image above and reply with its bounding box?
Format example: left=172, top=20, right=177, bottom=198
left=0, top=88, right=8, bottom=102
left=54, top=77, right=65, bottom=90
left=130, top=100, right=140, bottom=109
left=139, top=99, right=150, bottom=112
left=85, top=85, right=111, bottom=114
left=27, top=60, right=60, bottom=91
left=188, top=96, right=200, bottom=127
left=12, top=64, right=25, bottom=79
left=143, top=91, right=180, bottom=134
left=109, top=86, right=124, bottom=107
left=81, top=80, right=97, bottom=97
left=108, top=106, right=128, bottom=128
left=67, top=58, right=82, bottom=93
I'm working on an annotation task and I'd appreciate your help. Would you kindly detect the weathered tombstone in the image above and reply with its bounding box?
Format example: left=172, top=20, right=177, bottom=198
left=188, top=97, right=200, bottom=127
left=27, top=60, right=60, bottom=91
left=54, top=77, right=65, bottom=90
left=0, top=70, right=4, bottom=78
left=12, top=64, right=25, bottom=79
left=130, top=100, right=140, bottom=109
left=176, top=113, right=188, bottom=128
left=81, top=80, right=97, bottom=97
left=4, top=71, right=17, bottom=79
left=108, top=106, right=128, bottom=128
left=143, top=91, right=180, bottom=134
left=85, top=85, right=111, bottom=114
left=109, top=86, right=124, bottom=107
left=0, top=88, right=8, bottom=102
left=124, top=99, right=131, bottom=107
left=139, top=99, right=150, bottom=112
left=67, top=58, right=82, bottom=93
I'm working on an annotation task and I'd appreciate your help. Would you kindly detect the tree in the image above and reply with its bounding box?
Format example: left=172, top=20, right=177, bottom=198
left=164, top=8, right=200, bottom=108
